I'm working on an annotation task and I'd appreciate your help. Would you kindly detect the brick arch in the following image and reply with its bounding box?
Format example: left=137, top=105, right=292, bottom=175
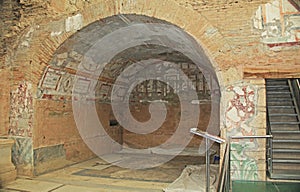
left=39, top=14, right=219, bottom=94
left=11, top=0, right=228, bottom=92
left=118, top=0, right=229, bottom=72
left=6, top=0, right=230, bottom=176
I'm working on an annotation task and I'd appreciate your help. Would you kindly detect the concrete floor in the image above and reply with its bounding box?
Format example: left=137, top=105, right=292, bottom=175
left=1, top=150, right=208, bottom=192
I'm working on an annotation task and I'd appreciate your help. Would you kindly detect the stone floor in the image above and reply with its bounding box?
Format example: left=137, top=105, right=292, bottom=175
left=0, top=150, right=209, bottom=192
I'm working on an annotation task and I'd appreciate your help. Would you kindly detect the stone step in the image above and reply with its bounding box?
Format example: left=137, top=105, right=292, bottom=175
left=266, top=81, right=288, bottom=85
left=270, top=122, right=300, bottom=125
left=268, top=106, right=295, bottom=109
left=273, top=150, right=300, bottom=159
left=271, top=131, right=300, bottom=140
left=269, top=113, right=298, bottom=117
left=267, top=89, right=291, bottom=95
left=267, top=92, right=291, bottom=95
left=273, top=140, right=300, bottom=149
left=268, top=108, right=296, bottom=114
left=267, top=95, right=292, bottom=99
left=267, top=98, right=294, bottom=102
left=273, top=159, right=300, bottom=163
left=267, top=101, right=294, bottom=106
left=266, top=85, right=289, bottom=89
left=272, top=162, right=300, bottom=171
left=270, top=170, right=300, bottom=180
left=270, top=125, right=300, bottom=131
left=269, top=115, right=299, bottom=122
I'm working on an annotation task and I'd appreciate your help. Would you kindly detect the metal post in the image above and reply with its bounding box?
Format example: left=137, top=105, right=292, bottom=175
left=228, top=138, right=231, bottom=191
left=189, top=128, right=226, bottom=192
left=206, top=137, right=210, bottom=192
left=270, top=137, right=273, bottom=174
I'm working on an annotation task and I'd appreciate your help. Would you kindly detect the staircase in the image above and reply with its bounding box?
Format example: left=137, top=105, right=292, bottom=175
left=266, top=79, right=300, bottom=180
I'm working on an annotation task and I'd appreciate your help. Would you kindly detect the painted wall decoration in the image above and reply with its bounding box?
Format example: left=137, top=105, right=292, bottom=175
left=224, top=84, right=261, bottom=181
left=253, top=0, right=300, bottom=47
left=41, top=68, right=62, bottom=90
left=225, top=85, right=255, bottom=136
left=230, top=143, right=259, bottom=181
left=73, top=77, right=92, bottom=94
left=97, top=83, right=112, bottom=102
left=9, top=81, right=34, bottom=137
left=58, top=73, right=74, bottom=94
left=37, top=57, right=211, bottom=103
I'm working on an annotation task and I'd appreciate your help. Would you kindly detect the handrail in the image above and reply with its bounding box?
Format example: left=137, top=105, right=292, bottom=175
left=266, top=90, right=273, bottom=174
left=296, top=79, right=300, bottom=117
left=288, top=79, right=300, bottom=130
left=230, top=135, right=273, bottom=139
left=190, top=128, right=226, bottom=144
left=190, top=128, right=226, bottom=192
left=191, top=127, right=273, bottom=192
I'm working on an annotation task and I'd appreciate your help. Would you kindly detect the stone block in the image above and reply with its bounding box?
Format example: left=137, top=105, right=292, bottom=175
left=10, top=137, right=34, bottom=176
left=0, top=139, right=17, bottom=187
left=155, top=0, right=180, bottom=22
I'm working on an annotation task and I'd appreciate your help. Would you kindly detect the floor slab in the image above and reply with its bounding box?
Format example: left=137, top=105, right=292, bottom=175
left=1, top=152, right=207, bottom=192
left=4, top=179, right=63, bottom=192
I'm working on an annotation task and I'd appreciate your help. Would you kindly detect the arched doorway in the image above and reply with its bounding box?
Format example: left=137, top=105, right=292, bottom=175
left=36, top=14, right=221, bottom=171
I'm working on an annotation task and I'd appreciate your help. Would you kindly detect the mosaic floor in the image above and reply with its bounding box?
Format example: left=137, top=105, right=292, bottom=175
left=0, top=152, right=206, bottom=192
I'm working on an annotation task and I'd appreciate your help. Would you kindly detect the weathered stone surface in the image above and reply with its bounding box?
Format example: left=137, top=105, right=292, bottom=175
left=10, top=137, right=33, bottom=176
left=0, top=68, right=10, bottom=136
left=9, top=81, right=33, bottom=137
left=0, top=0, right=299, bottom=180
left=0, top=139, right=17, bottom=187
left=123, top=103, right=211, bottom=149
left=34, top=144, right=66, bottom=164
left=33, top=144, right=74, bottom=175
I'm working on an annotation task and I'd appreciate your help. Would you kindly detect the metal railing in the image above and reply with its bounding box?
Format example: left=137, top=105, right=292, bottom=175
left=290, top=79, right=300, bottom=127
left=190, top=128, right=273, bottom=192
left=190, top=128, right=226, bottom=192
left=266, top=107, right=273, bottom=175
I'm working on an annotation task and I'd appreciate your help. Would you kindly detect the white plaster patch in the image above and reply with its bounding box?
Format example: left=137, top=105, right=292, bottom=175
left=265, top=1, right=280, bottom=23
left=233, top=86, right=244, bottom=95
left=253, top=0, right=300, bottom=46
left=253, top=6, right=263, bottom=30
left=239, top=110, right=246, bottom=118
left=227, top=107, right=241, bottom=123
left=282, top=0, right=299, bottom=12
left=205, top=27, right=218, bottom=36
left=65, top=13, right=83, bottom=32
left=21, top=27, right=35, bottom=48
left=249, top=94, right=254, bottom=102
left=241, top=124, right=253, bottom=133
left=21, top=41, right=30, bottom=47
left=51, top=31, right=63, bottom=37
left=248, top=107, right=253, bottom=112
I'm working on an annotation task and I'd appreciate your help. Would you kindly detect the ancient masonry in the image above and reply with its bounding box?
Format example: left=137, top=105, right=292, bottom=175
left=0, top=0, right=298, bottom=178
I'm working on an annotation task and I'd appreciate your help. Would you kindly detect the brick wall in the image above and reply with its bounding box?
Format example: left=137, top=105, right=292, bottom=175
left=0, top=0, right=299, bottom=177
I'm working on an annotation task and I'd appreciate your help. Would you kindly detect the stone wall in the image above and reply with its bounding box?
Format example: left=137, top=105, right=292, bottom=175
left=221, top=79, right=267, bottom=180
left=0, top=0, right=21, bottom=59
left=124, top=103, right=211, bottom=149
left=0, top=68, right=10, bottom=136
left=0, top=0, right=299, bottom=178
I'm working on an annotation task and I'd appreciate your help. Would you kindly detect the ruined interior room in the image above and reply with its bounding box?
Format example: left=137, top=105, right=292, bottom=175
left=0, top=0, right=300, bottom=192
